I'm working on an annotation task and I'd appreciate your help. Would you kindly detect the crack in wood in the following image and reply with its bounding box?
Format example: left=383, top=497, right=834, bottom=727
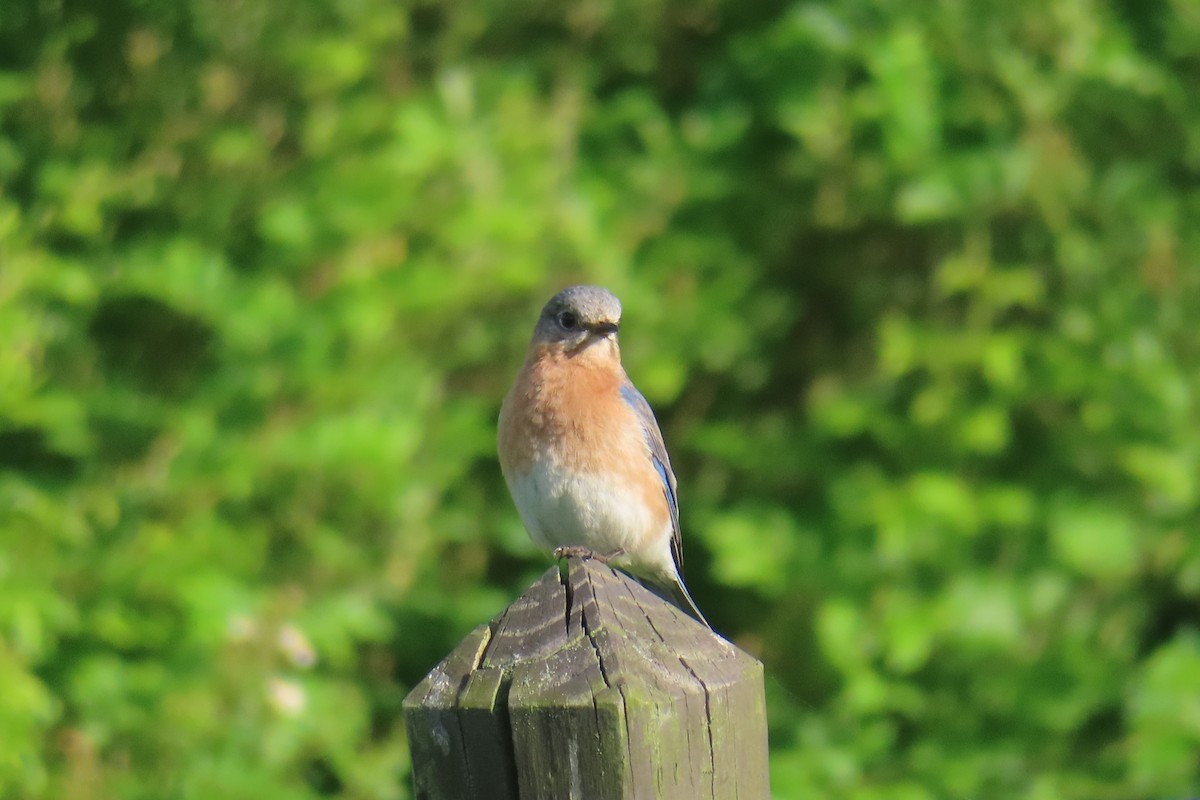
left=677, top=654, right=717, bottom=798
left=559, top=557, right=574, bottom=636
left=577, top=569, right=614, bottom=690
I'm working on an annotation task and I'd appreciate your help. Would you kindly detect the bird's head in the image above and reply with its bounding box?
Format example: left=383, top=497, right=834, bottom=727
left=531, top=285, right=622, bottom=356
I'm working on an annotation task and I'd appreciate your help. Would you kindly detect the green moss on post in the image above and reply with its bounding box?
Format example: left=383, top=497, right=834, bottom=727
left=403, top=557, right=769, bottom=799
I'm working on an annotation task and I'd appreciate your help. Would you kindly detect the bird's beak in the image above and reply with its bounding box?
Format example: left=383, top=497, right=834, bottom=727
left=589, top=321, right=619, bottom=337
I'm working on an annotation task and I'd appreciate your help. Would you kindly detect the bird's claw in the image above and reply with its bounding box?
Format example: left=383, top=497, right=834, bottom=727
left=553, top=546, right=625, bottom=564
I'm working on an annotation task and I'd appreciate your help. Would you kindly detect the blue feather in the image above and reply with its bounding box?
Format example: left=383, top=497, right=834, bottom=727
left=619, top=381, right=680, bottom=535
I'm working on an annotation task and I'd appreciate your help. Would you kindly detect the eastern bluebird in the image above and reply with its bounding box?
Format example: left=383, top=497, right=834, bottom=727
left=498, top=285, right=709, bottom=626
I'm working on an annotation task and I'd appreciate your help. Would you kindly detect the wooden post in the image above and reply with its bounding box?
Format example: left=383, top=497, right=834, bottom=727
left=403, top=556, right=769, bottom=799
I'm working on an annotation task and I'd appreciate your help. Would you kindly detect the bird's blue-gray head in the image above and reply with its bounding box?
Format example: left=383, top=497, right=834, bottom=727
left=531, top=285, right=623, bottom=353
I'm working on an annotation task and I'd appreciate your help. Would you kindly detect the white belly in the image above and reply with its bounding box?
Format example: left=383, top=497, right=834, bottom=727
left=506, top=457, right=659, bottom=559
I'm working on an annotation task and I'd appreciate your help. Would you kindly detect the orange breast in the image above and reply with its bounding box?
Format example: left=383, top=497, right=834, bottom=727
left=499, top=345, right=648, bottom=478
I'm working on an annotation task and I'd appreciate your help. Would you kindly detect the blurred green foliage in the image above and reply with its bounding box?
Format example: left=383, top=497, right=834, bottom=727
left=2, top=0, right=1199, bottom=797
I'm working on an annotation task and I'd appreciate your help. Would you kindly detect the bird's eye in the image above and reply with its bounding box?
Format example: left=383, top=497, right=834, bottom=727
left=557, top=311, right=578, bottom=330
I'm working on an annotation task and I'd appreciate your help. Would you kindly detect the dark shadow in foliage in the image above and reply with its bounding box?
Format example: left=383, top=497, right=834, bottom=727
left=89, top=294, right=216, bottom=397
left=303, top=757, right=344, bottom=796
left=388, top=606, right=471, bottom=690
left=0, top=426, right=80, bottom=480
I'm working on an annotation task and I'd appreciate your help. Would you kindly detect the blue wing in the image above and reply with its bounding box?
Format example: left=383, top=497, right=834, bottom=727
left=619, top=380, right=684, bottom=571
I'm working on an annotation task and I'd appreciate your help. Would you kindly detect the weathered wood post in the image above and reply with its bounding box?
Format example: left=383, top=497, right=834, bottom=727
left=403, top=556, right=769, bottom=799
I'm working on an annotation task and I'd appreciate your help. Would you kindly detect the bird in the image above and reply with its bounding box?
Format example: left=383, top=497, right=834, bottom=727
left=497, top=285, right=709, bottom=626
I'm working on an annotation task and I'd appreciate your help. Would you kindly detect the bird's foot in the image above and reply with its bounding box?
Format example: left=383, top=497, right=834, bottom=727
left=553, top=546, right=625, bottom=564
